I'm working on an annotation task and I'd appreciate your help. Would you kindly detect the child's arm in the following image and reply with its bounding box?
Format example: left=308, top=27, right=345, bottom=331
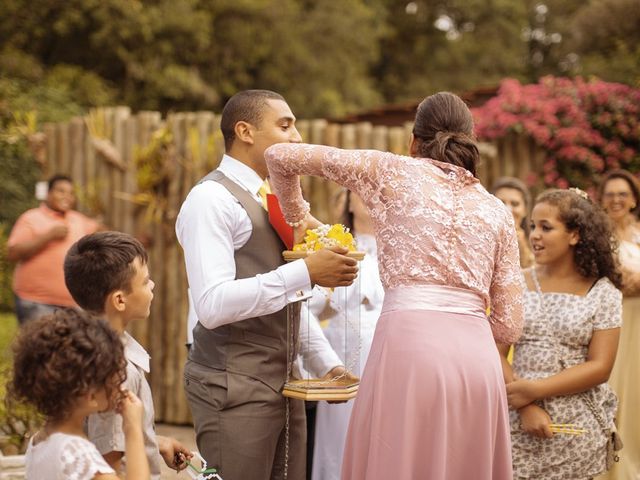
left=121, top=390, right=150, bottom=479
left=95, top=392, right=148, bottom=479
left=156, top=435, right=192, bottom=471
left=506, top=327, right=620, bottom=409
left=498, top=343, right=554, bottom=438
left=101, top=451, right=123, bottom=473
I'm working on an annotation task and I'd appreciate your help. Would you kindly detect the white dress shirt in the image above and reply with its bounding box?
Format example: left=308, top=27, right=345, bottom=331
left=177, top=154, right=341, bottom=376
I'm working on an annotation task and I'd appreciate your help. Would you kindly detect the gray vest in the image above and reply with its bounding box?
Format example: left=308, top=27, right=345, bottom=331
left=188, top=170, right=299, bottom=392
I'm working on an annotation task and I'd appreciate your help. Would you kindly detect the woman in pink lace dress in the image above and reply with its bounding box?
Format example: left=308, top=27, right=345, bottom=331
left=265, top=92, right=524, bottom=480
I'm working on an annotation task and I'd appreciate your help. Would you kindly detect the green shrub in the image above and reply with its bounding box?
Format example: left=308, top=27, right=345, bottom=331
left=0, top=312, right=42, bottom=455
left=0, top=76, right=88, bottom=311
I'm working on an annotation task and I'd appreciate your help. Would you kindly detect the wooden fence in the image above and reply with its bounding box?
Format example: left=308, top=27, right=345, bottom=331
left=39, top=107, right=546, bottom=424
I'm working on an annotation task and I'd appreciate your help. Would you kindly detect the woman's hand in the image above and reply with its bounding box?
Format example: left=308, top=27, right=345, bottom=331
left=506, top=379, right=541, bottom=409
left=293, top=213, right=322, bottom=245
left=518, top=404, right=553, bottom=439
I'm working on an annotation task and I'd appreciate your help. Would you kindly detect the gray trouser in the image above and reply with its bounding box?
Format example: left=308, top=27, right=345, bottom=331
left=184, top=360, right=306, bottom=480
left=14, top=295, right=62, bottom=325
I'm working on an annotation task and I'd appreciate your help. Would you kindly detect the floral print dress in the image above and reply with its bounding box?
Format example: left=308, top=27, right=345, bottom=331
left=511, top=269, right=622, bottom=479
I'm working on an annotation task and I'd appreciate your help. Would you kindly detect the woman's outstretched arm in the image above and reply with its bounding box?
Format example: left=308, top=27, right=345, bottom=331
left=265, top=143, right=390, bottom=225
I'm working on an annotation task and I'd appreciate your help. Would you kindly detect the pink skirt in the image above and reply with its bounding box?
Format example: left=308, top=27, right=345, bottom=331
left=341, top=286, right=512, bottom=480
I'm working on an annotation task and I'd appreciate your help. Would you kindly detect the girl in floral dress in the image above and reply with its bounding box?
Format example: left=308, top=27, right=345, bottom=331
left=499, top=189, right=622, bottom=479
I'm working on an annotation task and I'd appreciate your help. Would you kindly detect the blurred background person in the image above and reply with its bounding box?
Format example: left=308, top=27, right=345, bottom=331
left=6, top=174, right=100, bottom=324
left=598, top=169, right=640, bottom=480
left=492, top=177, right=535, bottom=268
left=311, top=190, right=384, bottom=480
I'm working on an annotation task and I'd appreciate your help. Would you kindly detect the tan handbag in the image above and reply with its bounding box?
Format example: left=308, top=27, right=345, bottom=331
left=583, top=393, right=624, bottom=469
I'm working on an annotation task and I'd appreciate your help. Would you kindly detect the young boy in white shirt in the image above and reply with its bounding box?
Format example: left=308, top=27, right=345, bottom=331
left=64, top=231, right=192, bottom=479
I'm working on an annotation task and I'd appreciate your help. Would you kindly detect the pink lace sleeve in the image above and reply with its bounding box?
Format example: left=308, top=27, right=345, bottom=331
left=489, top=219, right=525, bottom=344
left=265, top=143, right=389, bottom=224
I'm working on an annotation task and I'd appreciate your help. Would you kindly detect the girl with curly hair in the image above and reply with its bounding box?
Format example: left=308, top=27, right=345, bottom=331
left=498, top=188, right=622, bottom=479
left=9, top=308, right=150, bottom=479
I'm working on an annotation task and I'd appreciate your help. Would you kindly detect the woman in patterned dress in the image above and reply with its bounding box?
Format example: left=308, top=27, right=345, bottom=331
left=598, top=170, right=640, bottom=480
left=498, top=189, right=622, bottom=479
left=266, top=92, right=524, bottom=480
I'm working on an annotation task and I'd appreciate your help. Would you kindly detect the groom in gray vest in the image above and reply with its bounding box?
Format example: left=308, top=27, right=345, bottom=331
left=176, top=90, right=358, bottom=480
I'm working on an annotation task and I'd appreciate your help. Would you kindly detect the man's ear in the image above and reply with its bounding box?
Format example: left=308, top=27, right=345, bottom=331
left=106, top=290, right=126, bottom=313
left=234, top=121, right=255, bottom=145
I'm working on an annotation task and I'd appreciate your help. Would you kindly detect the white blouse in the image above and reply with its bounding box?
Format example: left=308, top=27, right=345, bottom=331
left=26, top=432, right=114, bottom=480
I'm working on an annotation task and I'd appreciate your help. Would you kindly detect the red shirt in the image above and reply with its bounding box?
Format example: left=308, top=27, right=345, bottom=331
left=8, top=204, right=99, bottom=306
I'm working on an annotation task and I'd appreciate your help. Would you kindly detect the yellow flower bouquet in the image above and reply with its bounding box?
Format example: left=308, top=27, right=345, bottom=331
left=283, top=224, right=364, bottom=261
left=293, top=224, right=356, bottom=252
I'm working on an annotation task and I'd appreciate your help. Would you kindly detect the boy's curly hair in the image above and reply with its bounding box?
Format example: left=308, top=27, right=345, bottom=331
left=8, top=308, right=127, bottom=423
left=536, top=189, right=622, bottom=288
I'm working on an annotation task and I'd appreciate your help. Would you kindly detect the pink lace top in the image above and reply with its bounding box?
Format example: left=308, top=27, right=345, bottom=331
left=265, top=144, right=523, bottom=343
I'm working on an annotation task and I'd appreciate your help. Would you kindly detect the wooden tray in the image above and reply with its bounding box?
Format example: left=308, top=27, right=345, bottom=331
left=283, top=250, right=365, bottom=262
left=282, top=378, right=360, bottom=402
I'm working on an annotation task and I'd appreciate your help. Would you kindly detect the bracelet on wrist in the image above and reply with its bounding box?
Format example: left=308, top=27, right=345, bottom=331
left=286, top=202, right=310, bottom=227
left=287, top=217, right=306, bottom=228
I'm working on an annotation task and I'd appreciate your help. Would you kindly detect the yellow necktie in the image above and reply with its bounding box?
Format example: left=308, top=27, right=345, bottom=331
left=258, top=179, right=271, bottom=211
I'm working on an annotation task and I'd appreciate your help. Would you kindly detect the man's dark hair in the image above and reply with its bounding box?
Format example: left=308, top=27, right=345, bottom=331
left=64, top=231, right=148, bottom=312
left=220, top=89, right=285, bottom=151
left=48, top=174, right=73, bottom=191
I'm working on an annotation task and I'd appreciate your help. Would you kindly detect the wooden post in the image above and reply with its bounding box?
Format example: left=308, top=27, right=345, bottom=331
left=43, top=123, right=56, bottom=179
left=355, top=122, right=372, bottom=149
left=372, top=126, right=388, bottom=151
left=388, top=127, right=406, bottom=154
left=56, top=122, right=71, bottom=175
left=110, top=107, right=130, bottom=232
left=121, top=116, right=138, bottom=235
left=297, top=120, right=310, bottom=143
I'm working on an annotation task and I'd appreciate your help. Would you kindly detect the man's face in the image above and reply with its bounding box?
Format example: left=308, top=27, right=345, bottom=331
left=251, top=99, right=302, bottom=163
left=47, top=180, right=75, bottom=213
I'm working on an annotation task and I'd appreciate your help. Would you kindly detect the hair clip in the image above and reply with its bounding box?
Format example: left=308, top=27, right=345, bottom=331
left=569, top=187, right=590, bottom=201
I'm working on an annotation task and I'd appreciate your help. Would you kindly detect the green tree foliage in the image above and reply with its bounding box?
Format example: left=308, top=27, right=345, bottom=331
left=0, top=0, right=637, bottom=116
left=568, top=0, right=640, bottom=86
left=372, top=0, right=530, bottom=101
left=0, top=72, right=87, bottom=312
left=0, top=0, right=383, bottom=116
